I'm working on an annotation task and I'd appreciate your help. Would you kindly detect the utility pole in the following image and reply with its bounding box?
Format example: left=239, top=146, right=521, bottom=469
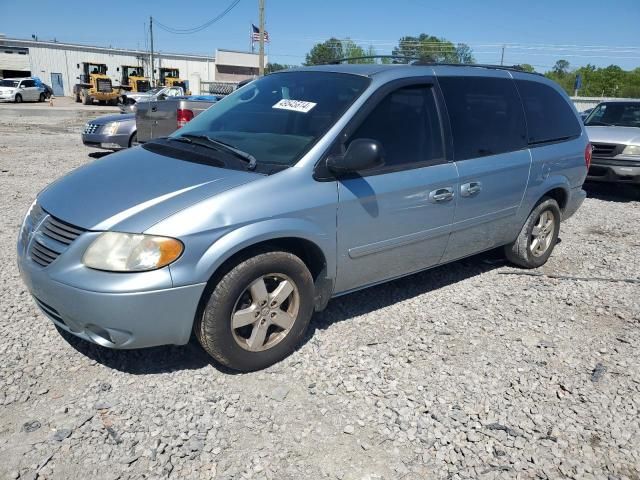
left=500, top=45, right=505, bottom=66
left=258, top=0, right=265, bottom=76
left=150, top=16, right=155, bottom=86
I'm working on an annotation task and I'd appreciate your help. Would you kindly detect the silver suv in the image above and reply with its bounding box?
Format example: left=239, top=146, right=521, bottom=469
left=17, top=64, right=589, bottom=371
left=0, top=77, right=47, bottom=103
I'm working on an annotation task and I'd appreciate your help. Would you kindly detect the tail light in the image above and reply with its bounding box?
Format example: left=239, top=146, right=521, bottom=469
left=177, top=109, right=194, bottom=128
left=585, top=142, right=592, bottom=169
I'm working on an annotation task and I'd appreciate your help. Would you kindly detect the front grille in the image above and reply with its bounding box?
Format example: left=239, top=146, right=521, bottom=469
left=96, top=78, right=113, bottom=93
left=591, top=143, right=622, bottom=157
left=28, top=213, right=86, bottom=267
left=83, top=123, right=100, bottom=134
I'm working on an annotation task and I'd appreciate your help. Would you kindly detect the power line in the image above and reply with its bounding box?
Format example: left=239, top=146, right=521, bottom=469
left=154, top=0, right=242, bottom=35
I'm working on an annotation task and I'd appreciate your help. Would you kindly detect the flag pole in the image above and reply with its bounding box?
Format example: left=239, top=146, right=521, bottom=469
left=258, top=0, right=265, bottom=76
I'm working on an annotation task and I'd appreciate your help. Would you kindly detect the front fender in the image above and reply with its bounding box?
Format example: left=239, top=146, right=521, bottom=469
left=168, top=217, right=336, bottom=289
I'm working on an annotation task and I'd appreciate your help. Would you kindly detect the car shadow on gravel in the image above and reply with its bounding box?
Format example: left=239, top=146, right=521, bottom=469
left=307, top=249, right=506, bottom=339
left=88, top=151, right=112, bottom=159
left=584, top=181, right=640, bottom=202
left=56, top=249, right=506, bottom=375
left=56, top=327, right=223, bottom=375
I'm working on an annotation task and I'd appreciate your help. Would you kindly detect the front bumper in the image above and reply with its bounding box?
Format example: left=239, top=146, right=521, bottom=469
left=18, top=245, right=206, bottom=349
left=82, top=132, right=130, bottom=150
left=0, top=93, right=16, bottom=102
left=587, top=157, right=640, bottom=184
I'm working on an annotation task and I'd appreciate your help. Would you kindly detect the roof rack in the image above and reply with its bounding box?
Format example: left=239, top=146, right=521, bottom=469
left=324, top=55, right=420, bottom=65
left=411, top=62, right=544, bottom=76
left=321, top=56, right=543, bottom=76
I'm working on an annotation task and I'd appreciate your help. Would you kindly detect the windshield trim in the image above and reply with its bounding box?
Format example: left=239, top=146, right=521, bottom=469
left=170, top=71, right=372, bottom=169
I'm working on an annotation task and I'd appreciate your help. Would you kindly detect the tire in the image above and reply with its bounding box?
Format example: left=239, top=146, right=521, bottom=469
left=128, top=132, right=138, bottom=148
left=14, top=94, right=22, bottom=103
left=39, top=93, right=46, bottom=102
left=504, top=196, right=561, bottom=269
left=195, top=250, right=315, bottom=372
left=81, top=90, right=92, bottom=105
left=75, top=92, right=81, bottom=103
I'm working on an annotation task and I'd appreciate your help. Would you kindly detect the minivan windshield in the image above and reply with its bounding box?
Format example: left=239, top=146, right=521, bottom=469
left=0, top=80, right=19, bottom=88
left=585, top=102, right=640, bottom=128
left=171, top=71, right=370, bottom=166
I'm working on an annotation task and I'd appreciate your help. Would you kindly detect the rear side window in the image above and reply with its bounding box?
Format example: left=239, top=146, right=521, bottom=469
left=22, top=80, right=35, bottom=87
left=516, top=80, right=582, bottom=144
left=349, top=85, right=444, bottom=168
left=439, top=77, right=527, bottom=161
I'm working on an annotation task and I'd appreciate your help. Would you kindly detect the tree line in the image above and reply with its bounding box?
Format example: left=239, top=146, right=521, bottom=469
left=266, top=33, right=640, bottom=98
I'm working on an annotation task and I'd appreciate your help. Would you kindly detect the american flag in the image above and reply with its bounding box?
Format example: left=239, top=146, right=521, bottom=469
left=251, top=24, right=270, bottom=43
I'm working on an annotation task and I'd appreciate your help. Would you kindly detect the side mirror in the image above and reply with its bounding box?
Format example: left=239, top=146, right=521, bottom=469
left=326, top=139, right=384, bottom=176
left=158, top=94, right=167, bottom=100
left=19, top=84, right=25, bottom=89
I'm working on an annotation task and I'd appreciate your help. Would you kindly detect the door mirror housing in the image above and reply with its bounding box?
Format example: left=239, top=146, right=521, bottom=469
left=326, top=139, right=384, bottom=176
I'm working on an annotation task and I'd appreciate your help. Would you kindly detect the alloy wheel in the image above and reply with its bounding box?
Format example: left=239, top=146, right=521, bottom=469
left=230, top=274, right=299, bottom=352
left=530, top=210, right=555, bottom=257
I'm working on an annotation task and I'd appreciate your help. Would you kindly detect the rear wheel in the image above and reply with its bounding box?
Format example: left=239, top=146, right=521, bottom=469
left=195, top=250, right=315, bottom=372
left=39, top=93, right=46, bottom=102
left=504, top=197, right=561, bottom=268
left=14, top=94, right=22, bottom=103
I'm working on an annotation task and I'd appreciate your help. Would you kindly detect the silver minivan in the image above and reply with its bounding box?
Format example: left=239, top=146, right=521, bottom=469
left=17, top=64, right=589, bottom=371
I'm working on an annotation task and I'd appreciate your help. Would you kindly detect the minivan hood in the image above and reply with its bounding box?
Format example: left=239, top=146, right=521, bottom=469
left=586, top=126, right=640, bottom=145
left=38, top=147, right=262, bottom=232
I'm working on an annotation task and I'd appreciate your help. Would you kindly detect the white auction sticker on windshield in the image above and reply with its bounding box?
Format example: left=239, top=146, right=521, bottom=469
left=272, top=99, right=317, bottom=113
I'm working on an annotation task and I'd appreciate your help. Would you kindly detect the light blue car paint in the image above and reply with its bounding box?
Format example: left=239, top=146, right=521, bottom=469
left=17, top=64, right=588, bottom=350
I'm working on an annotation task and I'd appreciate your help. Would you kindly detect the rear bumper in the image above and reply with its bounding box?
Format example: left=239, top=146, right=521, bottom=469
left=562, top=187, right=586, bottom=221
left=587, top=158, right=640, bottom=184
left=18, top=251, right=206, bottom=349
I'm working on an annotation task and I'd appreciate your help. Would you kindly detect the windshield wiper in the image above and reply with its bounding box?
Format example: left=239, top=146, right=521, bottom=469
left=178, top=134, right=257, bottom=170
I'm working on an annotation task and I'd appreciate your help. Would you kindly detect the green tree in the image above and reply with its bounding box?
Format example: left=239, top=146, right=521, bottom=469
left=552, top=59, right=570, bottom=76
left=515, top=63, right=535, bottom=73
left=391, top=33, right=475, bottom=64
left=304, top=38, right=377, bottom=65
left=265, top=63, right=295, bottom=73
left=304, top=37, right=343, bottom=65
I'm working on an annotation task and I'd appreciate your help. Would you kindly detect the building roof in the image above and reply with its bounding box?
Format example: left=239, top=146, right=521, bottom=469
left=0, top=36, right=221, bottom=62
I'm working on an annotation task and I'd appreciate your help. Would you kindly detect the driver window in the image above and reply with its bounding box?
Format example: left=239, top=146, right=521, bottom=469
left=348, top=85, right=444, bottom=169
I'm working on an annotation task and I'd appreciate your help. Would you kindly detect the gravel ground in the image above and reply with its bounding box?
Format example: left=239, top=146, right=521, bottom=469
left=1, top=108, right=639, bottom=480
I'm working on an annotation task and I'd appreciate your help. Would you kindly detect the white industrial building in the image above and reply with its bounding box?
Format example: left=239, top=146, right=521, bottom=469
left=0, top=35, right=265, bottom=96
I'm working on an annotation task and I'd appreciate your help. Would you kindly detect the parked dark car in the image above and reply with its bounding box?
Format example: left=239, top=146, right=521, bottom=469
left=82, top=114, right=137, bottom=150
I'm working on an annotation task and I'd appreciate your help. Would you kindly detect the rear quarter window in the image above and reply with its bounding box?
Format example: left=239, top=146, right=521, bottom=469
left=515, top=80, right=582, bottom=144
left=438, top=76, right=527, bottom=161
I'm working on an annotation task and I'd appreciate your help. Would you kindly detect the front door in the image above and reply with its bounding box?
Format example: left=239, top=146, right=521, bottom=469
left=334, top=83, right=458, bottom=293
left=50, top=73, right=64, bottom=96
left=437, top=75, right=532, bottom=262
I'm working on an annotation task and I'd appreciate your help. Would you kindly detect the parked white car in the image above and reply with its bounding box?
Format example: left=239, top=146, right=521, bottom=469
left=0, top=78, right=47, bottom=103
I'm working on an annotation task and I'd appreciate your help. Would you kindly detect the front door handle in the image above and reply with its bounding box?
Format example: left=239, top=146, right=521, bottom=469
left=429, top=187, right=455, bottom=203
left=460, top=181, right=482, bottom=197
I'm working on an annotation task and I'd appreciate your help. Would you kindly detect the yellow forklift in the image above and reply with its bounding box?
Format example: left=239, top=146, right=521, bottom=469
left=158, top=67, right=189, bottom=93
left=73, top=62, right=120, bottom=105
left=119, top=65, right=151, bottom=93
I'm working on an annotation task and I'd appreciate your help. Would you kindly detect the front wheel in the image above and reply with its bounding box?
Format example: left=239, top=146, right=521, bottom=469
left=14, top=94, right=22, bottom=103
left=504, top=197, right=561, bottom=269
left=195, top=250, right=315, bottom=372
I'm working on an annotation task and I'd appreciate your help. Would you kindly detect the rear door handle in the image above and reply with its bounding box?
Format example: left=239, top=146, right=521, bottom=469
left=460, top=181, right=482, bottom=197
left=429, top=187, right=455, bottom=203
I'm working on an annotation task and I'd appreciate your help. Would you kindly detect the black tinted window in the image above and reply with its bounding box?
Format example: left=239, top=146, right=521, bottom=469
left=516, top=80, right=582, bottom=144
left=349, top=85, right=444, bottom=168
left=439, top=76, right=526, bottom=161
left=22, top=80, right=35, bottom=87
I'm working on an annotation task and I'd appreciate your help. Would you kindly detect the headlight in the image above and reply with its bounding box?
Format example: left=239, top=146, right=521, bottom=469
left=102, top=122, right=119, bottom=136
left=83, top=232, right=183, bottom=272
left=622, top=145, right=640, bottom=156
